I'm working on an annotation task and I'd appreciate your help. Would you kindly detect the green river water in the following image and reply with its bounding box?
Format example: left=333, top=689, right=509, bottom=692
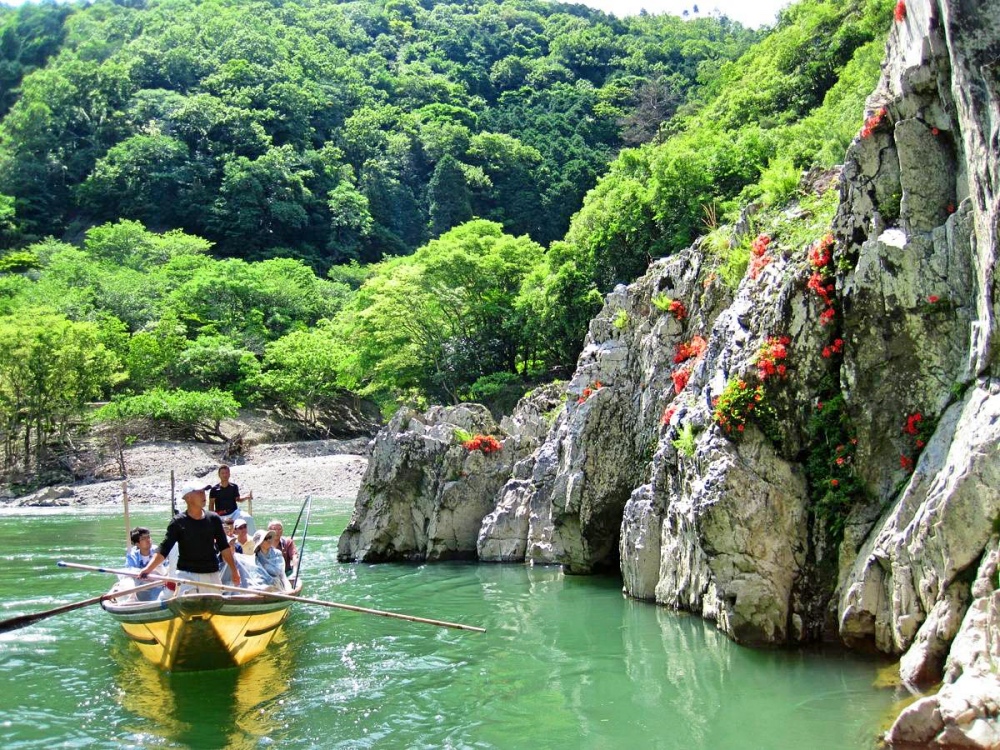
left=1, top=498, right=903, bottom=749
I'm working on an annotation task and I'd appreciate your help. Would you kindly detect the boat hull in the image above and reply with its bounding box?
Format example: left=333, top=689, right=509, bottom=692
left=103, top=585, right=300, bottom=671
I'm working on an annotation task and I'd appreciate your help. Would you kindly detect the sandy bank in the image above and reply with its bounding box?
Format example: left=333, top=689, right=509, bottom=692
left=4, top=437, right=370, bottom=508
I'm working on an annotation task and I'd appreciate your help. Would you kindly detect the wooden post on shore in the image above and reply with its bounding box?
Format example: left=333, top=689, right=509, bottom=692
left=122, top=480, right=131, bottom=552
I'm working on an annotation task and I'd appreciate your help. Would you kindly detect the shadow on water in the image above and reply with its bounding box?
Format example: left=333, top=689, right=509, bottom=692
left=110, top=636, right=294, bottom=749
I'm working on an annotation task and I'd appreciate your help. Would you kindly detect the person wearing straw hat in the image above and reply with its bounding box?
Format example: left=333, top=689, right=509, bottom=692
left=248, top=529, right=288, bottom=591
left=139, top=482, right=241, bottom=593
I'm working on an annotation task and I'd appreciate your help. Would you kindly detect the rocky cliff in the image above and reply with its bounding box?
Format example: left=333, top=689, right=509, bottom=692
left=338, top=1, right=1000, bottom=745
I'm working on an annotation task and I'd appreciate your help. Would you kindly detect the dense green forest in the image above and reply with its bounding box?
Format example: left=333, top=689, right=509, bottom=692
left=0, top=0, right=758, bottom=260
left=0, top=0, right=893, bottom=480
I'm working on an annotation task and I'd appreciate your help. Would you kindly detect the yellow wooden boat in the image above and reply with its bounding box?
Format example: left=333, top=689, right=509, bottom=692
left=101, top=579, right=302, bottom=671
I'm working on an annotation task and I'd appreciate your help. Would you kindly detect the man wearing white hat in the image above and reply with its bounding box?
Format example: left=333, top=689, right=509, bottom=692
left=139, top=482, right=241, bottom=593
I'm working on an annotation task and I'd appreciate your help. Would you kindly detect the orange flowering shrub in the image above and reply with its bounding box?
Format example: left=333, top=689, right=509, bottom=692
left=576, top=380, right=603, bottom=404
left=748, top=233, right=772, bottom=280
left=899, top=411, right=935, bottom=473
left=753, top=336, right=790, bottom=381
left=860, top=107, right=889, bottom=138
left=463, top=434, right=502, bottom=454
left=673, top=335, right=708, bottom=364
left=807, top=234, right=837, bottom=327
left=712, top=379, right=770, bottom=438
left=671, top=366, right=692, bottom=394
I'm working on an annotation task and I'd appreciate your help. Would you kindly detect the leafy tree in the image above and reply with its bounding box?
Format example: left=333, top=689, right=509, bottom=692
left=0, top=310, right=123, bottom=473
left=125, top=313, right=187, bottom=392
left=77, top=134, right=191, bottom=225
left=335, top=220, right=544, bottom=408
left=83, top=220, right=210, bottom=271
left=173, top=334, right=262, bottom=405
left=209, top=145, right=315, bottom=252
left=257, top=324, right=347, bottom=431
left=327, top=181, right=373, bottom=262
left=0, top=192, right=16, bottom=248
left=93, top=387, right=239, bottom=442
left=516, top=241, right=603, bottom=369
left=427, top=154, right=472, bottom=237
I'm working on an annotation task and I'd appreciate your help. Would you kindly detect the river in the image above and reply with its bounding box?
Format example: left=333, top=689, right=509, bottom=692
left=0, top=498, right=902, bottom=749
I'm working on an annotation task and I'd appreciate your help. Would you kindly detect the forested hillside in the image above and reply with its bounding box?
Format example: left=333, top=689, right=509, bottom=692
left=0, top=0, right=893, bottom=484
left=0, top=0, right=756, bottom=262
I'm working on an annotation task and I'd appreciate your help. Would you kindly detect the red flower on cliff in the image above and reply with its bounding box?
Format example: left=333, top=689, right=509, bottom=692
left=860, top=108, right=889, bottom=139
left=463, top=434, right=503, bottom=454
left=808, top=235, right=834, bottom=269
left=671, top=366, right=692, bottom=394
left=674, top=335, right=708, bottom=364
left=751, top=234, right=771, bottom=257
left=927, top=295, right=940, bottom=304
left=754, top=336, right=791, bottom=381
left=903, top=412, right=923, bottom=436
left=822, top=337, right=845, bottom=359
left=661, top=405, right=677, bottom=426
left=894, top=0, right=906, bottom=22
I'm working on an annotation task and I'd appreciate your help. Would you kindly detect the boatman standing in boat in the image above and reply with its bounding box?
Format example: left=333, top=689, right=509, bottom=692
left=139, top=483, right=241, bottom=592
left=209, top=464, right=255, bottom=533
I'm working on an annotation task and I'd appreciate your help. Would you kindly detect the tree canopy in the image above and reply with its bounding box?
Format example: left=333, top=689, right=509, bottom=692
left=0, top=0, right=899, bottom=476
left=0, top=0, right=758, bottom=268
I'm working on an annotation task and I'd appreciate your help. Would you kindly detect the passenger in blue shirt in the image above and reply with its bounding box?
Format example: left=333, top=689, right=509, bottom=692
left=125, top=526, right=165, bottom=601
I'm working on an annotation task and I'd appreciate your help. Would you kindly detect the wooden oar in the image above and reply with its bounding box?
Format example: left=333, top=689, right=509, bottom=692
left=57, top=561, right=487, bottom=634
left=0, top=582, right=163, bottom=634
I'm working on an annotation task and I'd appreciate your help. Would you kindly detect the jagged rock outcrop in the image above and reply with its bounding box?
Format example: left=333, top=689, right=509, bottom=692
left=887, top=544, right=1000, bottom=747
left=338, top=388, right=560, bottom=563
left=339, top=0, right=1000, bottom=741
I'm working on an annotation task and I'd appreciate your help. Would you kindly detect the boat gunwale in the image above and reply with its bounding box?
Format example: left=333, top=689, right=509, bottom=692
left=101, top=580, right=304, bottom=620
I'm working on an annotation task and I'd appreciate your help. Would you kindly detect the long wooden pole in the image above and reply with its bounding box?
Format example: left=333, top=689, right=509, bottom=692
left=0, top=582, right=163, bottom=634
left=122, top=480, right=131, bottom=552
left=57, top=561, right=487, bottom=633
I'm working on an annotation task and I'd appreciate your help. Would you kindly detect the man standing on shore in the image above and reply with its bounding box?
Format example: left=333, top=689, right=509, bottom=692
left=209, top=464, right=255, bottom=533
left=140, top=483, right=241, bottom=593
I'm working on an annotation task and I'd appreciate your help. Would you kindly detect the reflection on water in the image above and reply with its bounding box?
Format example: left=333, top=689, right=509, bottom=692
left=1, top=507, right=902, bottom=750
left=111, top=635, right=293, bottom=748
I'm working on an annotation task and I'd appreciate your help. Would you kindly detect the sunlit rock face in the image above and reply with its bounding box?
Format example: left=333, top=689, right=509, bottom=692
left=831, top=1, right=1000, bottom=745
left=337, top=403, right=514, bottom=563
left=341, top=5, right=1000, bottom=733
left=338, top=387, right=562, bottom=563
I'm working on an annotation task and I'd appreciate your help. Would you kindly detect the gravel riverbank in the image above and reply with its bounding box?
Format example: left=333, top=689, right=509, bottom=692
left=3, top=436, right=371, bottom=509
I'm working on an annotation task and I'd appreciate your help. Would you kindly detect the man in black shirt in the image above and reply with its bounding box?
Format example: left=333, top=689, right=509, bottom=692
left=140, top=482, right=241, bottom=592
left=209, top=464, right=256, bottom=533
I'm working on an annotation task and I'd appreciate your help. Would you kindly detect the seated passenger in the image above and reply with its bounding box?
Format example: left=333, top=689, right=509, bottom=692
left=267, top=519, right=298, bottom=576
left=223, top=517, right=242, bottom=553
left=125, top=526, right=165, bottom=601
left=233, top=518, right=251, bottom=552
left=221, top=552, right=253, bottom=589
left=247, top=529, right=289, bottom=591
